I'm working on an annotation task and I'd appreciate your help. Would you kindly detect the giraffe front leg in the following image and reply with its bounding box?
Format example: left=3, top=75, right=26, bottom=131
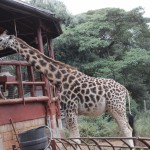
left=64, top=109, right=81, bottom=150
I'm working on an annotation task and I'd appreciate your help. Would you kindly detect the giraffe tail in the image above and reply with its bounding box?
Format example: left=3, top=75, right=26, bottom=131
left=126, top=90, right=131, bottom=114
left=126, top=90, right=136, bottom=137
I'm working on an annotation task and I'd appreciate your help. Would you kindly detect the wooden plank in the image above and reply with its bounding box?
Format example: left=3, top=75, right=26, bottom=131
left=0, top=103, right=46, bottom=125
left=0, top=96, right=49, bottom=105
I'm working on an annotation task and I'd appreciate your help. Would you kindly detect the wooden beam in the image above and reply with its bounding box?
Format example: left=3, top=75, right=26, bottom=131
left=0, top=103, right=46, bottom=125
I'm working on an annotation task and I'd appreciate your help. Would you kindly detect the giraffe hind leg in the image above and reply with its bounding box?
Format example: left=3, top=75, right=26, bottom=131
left=109, top=110, right=134, bottom=148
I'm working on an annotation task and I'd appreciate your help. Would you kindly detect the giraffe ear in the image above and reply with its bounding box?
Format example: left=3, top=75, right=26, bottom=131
left=3, top=30, right=8, bottom=34
left=9, top=35, right=15, bottom=39
left=0, top=30, right=8, bottom=36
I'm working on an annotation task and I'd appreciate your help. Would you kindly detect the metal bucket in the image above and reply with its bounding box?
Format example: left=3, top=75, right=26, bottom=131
left=19, top=126, right=52, bottom=150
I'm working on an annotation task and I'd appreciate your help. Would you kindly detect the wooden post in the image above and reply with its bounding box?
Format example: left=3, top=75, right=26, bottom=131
left=144, top=100, right=147, bottom=112
left=36, top=19, right=57, bottom=134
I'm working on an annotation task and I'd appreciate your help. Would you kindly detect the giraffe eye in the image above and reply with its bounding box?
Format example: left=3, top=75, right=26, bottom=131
left=0, top=39, right=2, bottom=42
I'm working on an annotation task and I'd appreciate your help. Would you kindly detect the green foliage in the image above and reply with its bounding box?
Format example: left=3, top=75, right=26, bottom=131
left=79, top=115, right=119, bottom=137
left=28, top=0, right=150, bottom=110
left=54, top=7, right=150, bottom=110
left=135, top=111, right=150, bottom=136
left=29, top=0, right=72, bottom=25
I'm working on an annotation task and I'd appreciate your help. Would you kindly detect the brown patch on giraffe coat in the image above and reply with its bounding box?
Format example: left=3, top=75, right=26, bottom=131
left=85, top=103, right=90, bottom=111
left=19, top=49, right=23, bottom=53
left=91, top=87, right=96, bottom=93
left=63, top=91, right=67, bottom=95
left=61, top=69, right=67, bottom=74
left=49, top=64, right=56, bottom=72
left=89, top=94, right=95, bottom=103
left=85, top=96, right=90, bottom=102
left=26, top=54, right=30, bottom=61
left=89, top=83, right=93, bottom=87
left=98, top=91, right=103, bottom=95
left=48, top=73, right=53, bottom=79
left=37, top=55, right=41, bottom=59
left=32, top=56, right=37, bottom=59
left=77, top=93, right=84, bottom=104
left=62, top=74, right=69, bottom=82
left=61, top=95, right=66, bottom=101
left=82, top=83, right=87, bottom=88
left=107, top=92, right=111, bottom=98
left=20, top=44, right=27, bottom=49
left=74, top=86, right=80, bottom=93
left=96, top=95, right=100, bottom=101
left=55, top=71, right=62, bottom=79
left=36, top=65, right=41, bottom=70
left=89, top=103, right=93, bottom=107
left=29, top=50, right=35, bottom=55
left=81, top=89, right=85, bottom=95
left=63, top=83, right=69, bottom=89
left=67, top=90, right=71, bottom=95
left=39, top=60, right=47, bottom=66
left=31, top=60, right=36, bottom=66
left=70, top=81, right=79, bottom=91
left=68, top=75, right=75, bottom=83
left=85, top=89, right=90, bottom=95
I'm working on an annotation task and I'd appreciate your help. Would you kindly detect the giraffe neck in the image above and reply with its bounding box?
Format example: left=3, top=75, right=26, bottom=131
left=9, top=37, right=76, bottom=84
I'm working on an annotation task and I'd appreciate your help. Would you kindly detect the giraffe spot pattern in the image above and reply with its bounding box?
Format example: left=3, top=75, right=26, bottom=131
left=55, top=71, right=62, bottom=79
left=39, top=60, right=47, bottom=66
left=29, top=50, right=35, bottom=55
left=48, top=73, right=53, bottom=79
left=31, top=60, right=36, bottom=66
left=85, top=89, right=90, bottom=95
left=77, top=93, right=84, bottom=104
left=68, top=75, right=75, bottom=83
left=74, top=86, right=80, bottom=94
left=26, top=54, right=30, bottom=61
left=82, top=83, right=87, bottom=88
left=36, top=65, right=41, bottom=70
left=49, top=64, right=56, bottom=72
left=91, top=87, right=96, bottom=94
left=63, top=83, right=69, bottom=89
left=32, top=56, right=37, bottom=59
left=62, top=74, right=69, bottom=82
left=89, top=94, right=95, bottom=103
left=85, top=96, right=90, bottom=102
left=20, top=44, right=27, bottom=49
left=61, top=69, right=67, bottom=74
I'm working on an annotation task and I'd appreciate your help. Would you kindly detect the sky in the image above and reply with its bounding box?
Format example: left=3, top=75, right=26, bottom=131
left=59, top=0, right=150, bottom=17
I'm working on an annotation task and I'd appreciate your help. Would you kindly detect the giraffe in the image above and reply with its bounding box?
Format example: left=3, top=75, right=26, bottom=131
left=0, top=31, right=134, bottom=147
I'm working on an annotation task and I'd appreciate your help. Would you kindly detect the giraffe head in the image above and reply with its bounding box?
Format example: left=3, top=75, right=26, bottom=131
left=0, top=31, right=15, bottom=51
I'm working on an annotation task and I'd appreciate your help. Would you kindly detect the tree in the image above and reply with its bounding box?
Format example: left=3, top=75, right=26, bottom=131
left=29, top=0, right=72, bottom=25
left=54, top=7, right=150, bottom=109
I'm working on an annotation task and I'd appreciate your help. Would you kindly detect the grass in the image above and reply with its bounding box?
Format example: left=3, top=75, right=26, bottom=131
left=78, top=111, right=150, bottom=137
left=135, top=110, right=150, bottom=137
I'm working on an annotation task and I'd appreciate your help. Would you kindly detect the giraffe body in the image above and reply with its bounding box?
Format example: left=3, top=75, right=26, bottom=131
left=0, top=31, right=134, bottom=148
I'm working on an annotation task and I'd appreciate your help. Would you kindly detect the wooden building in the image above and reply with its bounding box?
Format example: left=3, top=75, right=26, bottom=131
left=0, top=0, right=62, bottom=149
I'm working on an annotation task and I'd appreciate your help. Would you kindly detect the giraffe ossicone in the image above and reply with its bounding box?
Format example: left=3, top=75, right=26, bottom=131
left=0, top=31, right=134, bottom=148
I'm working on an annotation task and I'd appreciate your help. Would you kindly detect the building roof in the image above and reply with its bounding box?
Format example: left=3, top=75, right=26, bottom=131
left=0, top=0, right=63, bottom=57
left=0, top=0, right=58, bottom=21
left=0, top=0, right=62, bottom=38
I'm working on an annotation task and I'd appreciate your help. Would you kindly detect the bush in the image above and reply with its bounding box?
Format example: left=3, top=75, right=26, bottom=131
left=135, top=110, right=150, bottom=137
left=79, top=115, right=120, bottom=137
left=78, top=111, right=150, bottom=137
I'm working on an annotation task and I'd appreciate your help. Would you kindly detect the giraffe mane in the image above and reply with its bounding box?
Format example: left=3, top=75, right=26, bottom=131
left=16, top=37, right=77, bottom=71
